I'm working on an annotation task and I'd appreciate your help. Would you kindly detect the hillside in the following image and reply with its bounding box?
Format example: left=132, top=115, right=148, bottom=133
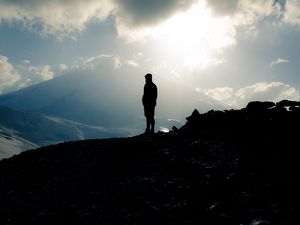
left=1, top=100, right=299, bottom=225
left=0, top=106, right=131, bottom=159
left=0, top=125, right=38, bottom=159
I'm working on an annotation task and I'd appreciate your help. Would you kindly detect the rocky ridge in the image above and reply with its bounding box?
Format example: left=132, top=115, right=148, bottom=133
left=1, top=100, right=300, bottom=225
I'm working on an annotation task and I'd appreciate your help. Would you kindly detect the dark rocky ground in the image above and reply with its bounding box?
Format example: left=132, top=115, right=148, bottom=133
left=1, top=100, right=300, bottom=225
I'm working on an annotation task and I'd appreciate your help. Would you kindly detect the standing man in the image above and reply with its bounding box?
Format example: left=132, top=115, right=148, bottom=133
left=142, top=73, right=157, bottom=134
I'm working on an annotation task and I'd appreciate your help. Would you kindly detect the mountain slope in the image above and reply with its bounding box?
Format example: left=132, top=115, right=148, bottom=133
left=0, top=70, right=227, bottom=130
left=1, top=100, right=299, bottom=225
left=0, top=125, right=38, bottom=159
left=0, top=106, right=131, bottom=159
left=0, top=106, right=131, bottom=144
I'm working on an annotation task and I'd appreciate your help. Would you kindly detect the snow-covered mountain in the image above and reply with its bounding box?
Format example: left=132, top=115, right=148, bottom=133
left=0, top=68, right=228, bottom=159
left=0, top=69, right=227, bottom=131
left=0, top=106, right=131, bottom=159
left=0, top=125, right=38, bottom=159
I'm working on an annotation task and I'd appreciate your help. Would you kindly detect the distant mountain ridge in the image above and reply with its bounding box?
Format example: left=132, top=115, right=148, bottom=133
left=0, top=106, right=130, bottom=159
left=1, top=99, right=299, bottom=225
left=0, top=124, right=38, bottom=159
left=0, top=70, right=226, bottom=158
left=0, top=70, right=227, bottom=128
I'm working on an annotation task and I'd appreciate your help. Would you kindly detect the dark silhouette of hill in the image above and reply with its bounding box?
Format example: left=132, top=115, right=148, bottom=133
left=1, top=100, right=300, bottom=225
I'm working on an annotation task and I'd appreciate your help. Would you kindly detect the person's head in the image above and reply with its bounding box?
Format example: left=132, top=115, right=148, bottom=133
left=145, top=73, right=152, bottom=82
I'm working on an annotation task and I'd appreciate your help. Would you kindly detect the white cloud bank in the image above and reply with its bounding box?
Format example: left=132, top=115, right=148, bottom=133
left=0, top=0, right=289, bottom=72
left=0, top=0, right=114, bottom=38
left=0, top=0, right=198, bottom=38
left=0, top=53, right=144, bottom=95
left=0, top=55, right=20, bottom=94
left=0, top=55, right=55, bottom=94
left=21, top=62, right=54, bottom=83
left=207, top=0, right=282, bottom=25
left=0, top=0, right=295, bottom=39
left=198, top=82, right=300, bottom=108
left=283, top=0, right=300, bottom=26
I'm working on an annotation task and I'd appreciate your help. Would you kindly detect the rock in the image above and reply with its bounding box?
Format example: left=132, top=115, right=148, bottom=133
left=276, top=99, right=300, bottom=108
left=289, top=105, right=300, bottom=112
left=245, top=101, right=275, bottom=111
left=186, top=109, right=200, bottom=122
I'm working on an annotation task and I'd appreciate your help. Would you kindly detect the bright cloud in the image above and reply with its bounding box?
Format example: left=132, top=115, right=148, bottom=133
left=114, top=1, right=283, bottom=70
left=123, top=2, right=236, bottom=70
left=59, top=64, right=68, bottom=71
left=40, top=65, right=54, bottom=81
left=0, top=55, right=20, bottom=94
left=0, top=0, right=285, bottom=39
left=0, top=0, right=114, bottom=38
left=206, top=0, right=282, bottom=24
left=283, top=0, right=300, bottom=26
left=270, top=58, right=289, bottom=67
left=80, top=54, right=122, bottom=70
left=11, top=60, right=56, bottom=92
left=127, top=60, right=138, bottom=67
left=205, top=0, right=240, bottom=15
left=0, top=54, right=134, bottom=94
left=235, top=82, right=300, bottom=107
left=0, top=0, right=288, bottom=72
left=197, top=87, right=234, bottom=102
left=199, top=82, right=300, bottom=108
left=0, top=1, right=298, bottom=91
left=0, top=0, right=198, bottom=38
left=27, top=64, right=54, bottom=81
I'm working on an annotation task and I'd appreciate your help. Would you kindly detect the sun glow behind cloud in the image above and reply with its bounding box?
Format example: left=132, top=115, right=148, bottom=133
left=126, top=2, right=236, bottom=71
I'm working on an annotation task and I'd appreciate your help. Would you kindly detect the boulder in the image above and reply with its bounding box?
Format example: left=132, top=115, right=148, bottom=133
left=276, top=100, right=300, bottom=108
left=245, top=101, right=275, bottom=111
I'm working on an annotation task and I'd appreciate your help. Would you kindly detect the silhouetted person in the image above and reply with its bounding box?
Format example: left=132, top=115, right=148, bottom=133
left=142, top=73, right=157, bottom=134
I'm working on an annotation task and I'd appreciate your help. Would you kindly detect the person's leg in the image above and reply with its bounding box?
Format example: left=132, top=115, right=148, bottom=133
left=150, top=107, right=155, bottom=133
left=150, top=116, right=155, bottom=133
left=146, top=116, right=151, bottom=133
left=144, top=107, right=150, bottom=133
left=144, top=106, right=155, bottom=134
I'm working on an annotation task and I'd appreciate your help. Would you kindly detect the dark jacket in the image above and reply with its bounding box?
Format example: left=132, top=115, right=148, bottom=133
left=142, top=81, right=157, bottom=107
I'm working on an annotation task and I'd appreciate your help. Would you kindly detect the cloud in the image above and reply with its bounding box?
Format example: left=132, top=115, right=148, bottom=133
left=199, top=82, right=300, bottom=108
left=283, top=0, right=300, bottom=26
left=0, top=0, right=284, bottom=40
left=0, top=0, right=198, bottom=38
left=0, top=55, right=20, bottom=94
left=11, top=61, right=55, bottom=92
left=80, top=54, right=122, bottom=70
left=27, top=64, right=54, bottom=81
left=205, top=0, right=282, bottom=26
left=205, top=0, right=240, bottom=15
left=0, top=53, right=134, bottom=94
left=197, top=87, right=234, bottom=102
left=0, top=0, right=114, bottom=38
left=234, top=82, right=299, bottom=107
left=63, top=54, right=142, bottom=73
left=40, top=65, right=54, bottom=80
left=127, top=60, right=138, bottom=67
left=270, top=58, right=289, bottom=67
left=113, top=0, right=198, bottom=28
left=59, top=64, right=68, bottom=71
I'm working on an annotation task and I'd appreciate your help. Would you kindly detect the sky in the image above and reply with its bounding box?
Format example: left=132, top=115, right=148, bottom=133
left=0, top=0, right=300, bottom=108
